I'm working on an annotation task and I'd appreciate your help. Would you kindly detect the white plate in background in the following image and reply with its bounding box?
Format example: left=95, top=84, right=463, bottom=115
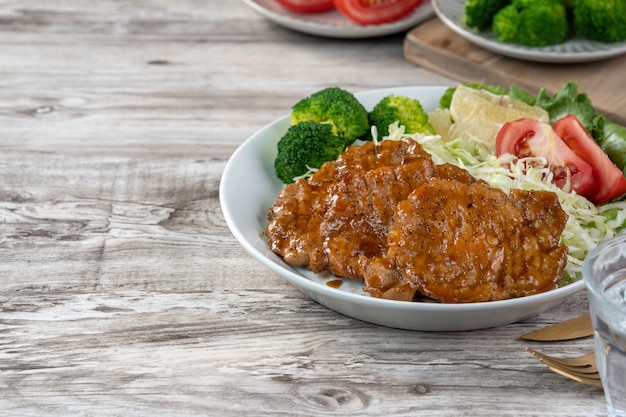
left=244, top=0, right=435, bottom=38
left=433, top=0, right=626, bottom=63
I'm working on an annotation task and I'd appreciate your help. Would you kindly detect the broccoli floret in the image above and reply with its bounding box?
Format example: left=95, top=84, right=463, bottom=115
left=493, top=0, right=569, bottom=46
left=291, top=87, right=369, bottom=146
left=368, top=95, right=434, bottom=139
left=274, top=121, right=345, bottom=184
left=572, top=0, right=626, bottom=43
left=465, top=0, right=512, bottom=31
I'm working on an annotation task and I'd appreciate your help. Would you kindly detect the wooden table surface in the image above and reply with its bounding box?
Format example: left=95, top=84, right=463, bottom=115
left=0, top=1, right=610, bottom=416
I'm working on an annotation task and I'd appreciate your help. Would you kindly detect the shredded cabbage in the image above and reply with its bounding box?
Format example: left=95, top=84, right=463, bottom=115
left=383, top=122, right=626, bottom=286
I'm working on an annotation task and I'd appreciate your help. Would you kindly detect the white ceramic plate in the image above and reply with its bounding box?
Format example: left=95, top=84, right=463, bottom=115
left=220, top=86, right=585, bottom=331
left=244, top=0, right=435, bottom=38
left=433, top=0, right=626, bottom=63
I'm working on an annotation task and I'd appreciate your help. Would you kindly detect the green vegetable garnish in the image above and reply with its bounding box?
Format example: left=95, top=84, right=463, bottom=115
left=368, top=94, right=434, bottom=140
left=274, top=121, right=345, bottom=184
left=291, top=86, right=369, bottom=146
left=598, top=121, right=626, bottom=176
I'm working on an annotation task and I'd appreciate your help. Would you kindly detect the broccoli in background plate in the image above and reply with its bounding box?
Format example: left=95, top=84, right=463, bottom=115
left=573, top=0, right=626, bottom=43
left=464, top=0, right=512, bottom=31
left=464, top=0, right=626, bottom=46
left=493, top=0, right=569, bottom=47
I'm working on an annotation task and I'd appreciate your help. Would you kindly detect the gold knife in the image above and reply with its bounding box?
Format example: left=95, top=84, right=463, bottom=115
left=520, top=313, right=593, bottom=341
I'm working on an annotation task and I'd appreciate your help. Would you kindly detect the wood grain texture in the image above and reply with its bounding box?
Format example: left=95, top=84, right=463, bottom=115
left=0, top=2, right=608, bottom=416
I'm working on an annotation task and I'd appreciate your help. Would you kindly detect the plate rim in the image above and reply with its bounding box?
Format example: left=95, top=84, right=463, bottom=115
left=432, top=0, right=626, bottom=63
left=220, top=85, right=585, bottom=331
left=243, top=0, right=435, bottom=39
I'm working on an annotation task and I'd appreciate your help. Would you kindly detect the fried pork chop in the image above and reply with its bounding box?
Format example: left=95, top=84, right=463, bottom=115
left=361, top=178, right=569, bottom=302
left=266, top=139, right=569, bottom=303
left=266, top=139, right=435, bottom=275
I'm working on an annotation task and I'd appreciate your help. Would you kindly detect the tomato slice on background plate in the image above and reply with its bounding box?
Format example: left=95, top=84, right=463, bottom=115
left=495, top=118, right=597, bottom=198
left=276, top=0, right=335, bottom=13
left=553, top=114, right=626, bottom=205
left=333, top=0, right=423, bottom=25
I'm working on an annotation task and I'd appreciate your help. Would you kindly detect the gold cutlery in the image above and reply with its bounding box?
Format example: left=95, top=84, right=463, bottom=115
left=520, top=313, right=593, bottom=341
left=526, top=348, right=602, bottom=388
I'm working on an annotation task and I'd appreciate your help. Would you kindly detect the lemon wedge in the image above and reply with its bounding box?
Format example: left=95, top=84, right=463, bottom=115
left=428, top=107, right=453, bottom=138
left=442, top=85, right=550, bottom=146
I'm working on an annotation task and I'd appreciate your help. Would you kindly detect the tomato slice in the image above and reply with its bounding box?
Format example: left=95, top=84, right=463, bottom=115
left=495, top=118, right=596, bottom=197
left=275, top=0, right=334, bottom=13
left=553, top=114, right=626, bottom=205
left=333, top=0, right=422, bottom=25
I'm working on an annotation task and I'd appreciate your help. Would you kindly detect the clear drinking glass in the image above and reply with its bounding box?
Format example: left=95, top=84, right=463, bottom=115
left=583, top=232, right=626, bottom=417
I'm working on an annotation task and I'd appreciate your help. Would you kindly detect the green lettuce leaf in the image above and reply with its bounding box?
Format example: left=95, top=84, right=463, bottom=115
left=598, top=121, right=626, bottom=176
left=533, top=82, right=597, bottom=133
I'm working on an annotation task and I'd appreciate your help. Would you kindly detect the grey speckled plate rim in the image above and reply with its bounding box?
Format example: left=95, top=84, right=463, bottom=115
left=433, top=0, right=626, bottom=63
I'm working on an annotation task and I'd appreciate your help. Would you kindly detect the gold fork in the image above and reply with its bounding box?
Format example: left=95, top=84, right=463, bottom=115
left=526, top=348, right=603, bottom=388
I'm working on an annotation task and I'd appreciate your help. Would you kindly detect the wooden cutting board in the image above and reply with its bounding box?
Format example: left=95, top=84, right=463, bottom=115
left=403, top=18, right=626, bottom=125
